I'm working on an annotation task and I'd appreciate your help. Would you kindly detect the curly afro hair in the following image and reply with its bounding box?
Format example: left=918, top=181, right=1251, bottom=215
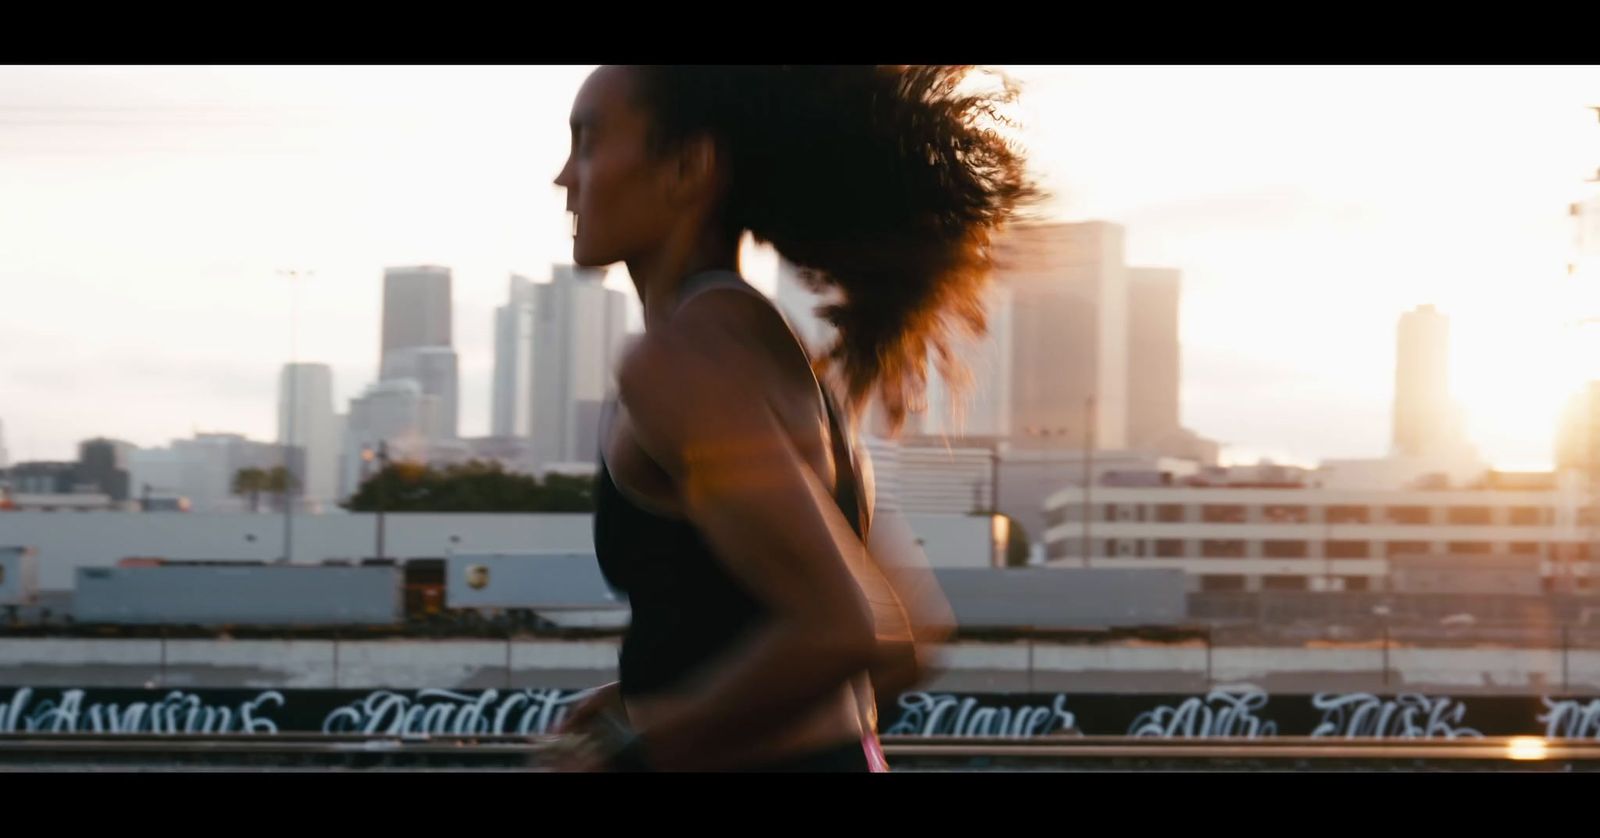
left=627, top=65, right=1040, bottom=434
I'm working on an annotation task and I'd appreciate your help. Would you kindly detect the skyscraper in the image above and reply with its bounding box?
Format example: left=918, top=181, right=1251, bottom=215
left=919, top=283, right=1014, bottom=438
left=997, top=221, right=1129, bottom=450
left=529, top=265, right=631, bottom=468
left=380, top=266, right=452, bottom=365
left=491, top=274, right=539, bottom=438
left=379, top=265, right=458, bottom=441
left=1392, top=304, right=1460, bottom=458
left=1570, top=194, right=1600, bottom=279
left=381, top=347, right=459, bottom=441
left=340, top=379, right=441, bottom=497
left=76, top=438, right=136, bottom=502
left=277, top=362, right=340, bottom=510
left=1126, top=267, right=1182, bottom=451
left=1555, top=380, right=1600, bottom=474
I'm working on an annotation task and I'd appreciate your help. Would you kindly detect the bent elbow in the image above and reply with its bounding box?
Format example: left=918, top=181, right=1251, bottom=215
left=871, top=638, right=938, bottom=695
left=839, top=619, right=881, bottom=673
left=803, top=611, right=878, bottom=674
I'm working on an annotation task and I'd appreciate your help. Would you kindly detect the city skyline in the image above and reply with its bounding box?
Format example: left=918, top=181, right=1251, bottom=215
left=3, top=66, right=1599, bottom=468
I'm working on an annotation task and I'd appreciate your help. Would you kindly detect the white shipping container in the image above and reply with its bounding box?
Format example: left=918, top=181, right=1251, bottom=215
left=446, top=552, right=626, bottom=611
left=72, top=565, right=402, bottom=626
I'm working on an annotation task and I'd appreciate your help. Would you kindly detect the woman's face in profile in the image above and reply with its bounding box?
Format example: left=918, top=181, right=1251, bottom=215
left=554, top=66, right=676, bottom=268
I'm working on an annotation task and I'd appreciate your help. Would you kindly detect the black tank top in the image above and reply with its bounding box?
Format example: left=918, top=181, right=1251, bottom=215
left=593, top=271, right=869, bottom=699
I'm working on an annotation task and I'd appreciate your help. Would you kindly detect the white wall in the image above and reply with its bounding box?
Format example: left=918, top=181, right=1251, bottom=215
left=901, top=514, right=995, bottom=569
left=0, top=511, right=995, bottom=589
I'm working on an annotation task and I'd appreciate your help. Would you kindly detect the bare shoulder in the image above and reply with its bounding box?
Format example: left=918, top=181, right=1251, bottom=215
left=617, top=292, right=773, bottom=400
left=616, top=289, right=791, bottom=476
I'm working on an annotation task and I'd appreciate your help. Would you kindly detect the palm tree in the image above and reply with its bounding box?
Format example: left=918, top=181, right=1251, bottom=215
left=264, top=466, right=297, bottom=513
left=232, top=468, right=267, bottom=513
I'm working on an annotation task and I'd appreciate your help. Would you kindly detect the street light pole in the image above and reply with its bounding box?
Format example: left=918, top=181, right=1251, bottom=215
left=1324, top=510, right=1333, bottom=594
left=376, top=440, right=389, bottom=562
left=985, top=438, right=998, bottom=569
left=1024, top=425, right=1071, bottom=566
left=989, top=438, right=1007, bottom=568
left=1574, top=108, right=1600, bottom=603
left=1082, top=395, right=1096, bottom=569
left=990, top=439, right=1002, bottom=519
left=1373, top=603, right=1392, bottom=689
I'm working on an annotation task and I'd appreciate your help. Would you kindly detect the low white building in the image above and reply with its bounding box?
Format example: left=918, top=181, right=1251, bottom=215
left=1042, top=476, right=1597, bottom=593
left=129, top=433, right=283, bottom=514
left=894, top=442, right=1200, bottom=543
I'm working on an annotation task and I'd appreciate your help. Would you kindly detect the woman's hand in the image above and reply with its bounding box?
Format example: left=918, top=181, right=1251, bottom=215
left=556, top=681, right=624, bottom=736
left=549, top=683, right=643, bottom=772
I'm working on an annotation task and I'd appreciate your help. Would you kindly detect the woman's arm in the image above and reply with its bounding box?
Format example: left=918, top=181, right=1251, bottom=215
left=858, top=506, right=956, bottom=697
left=844, top=430, right=956, bottom=700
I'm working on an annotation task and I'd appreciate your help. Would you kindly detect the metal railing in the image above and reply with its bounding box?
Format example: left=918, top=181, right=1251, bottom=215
left=4, top=733, right=1599, bottom=771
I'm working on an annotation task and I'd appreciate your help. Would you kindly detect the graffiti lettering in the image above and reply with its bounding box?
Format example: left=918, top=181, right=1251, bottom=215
left=1128, top=687, right=1278, bottom=738
left=885, top=692, right=1076, bottom=738
left=321, top=688, right=586, bottom=736
left=1310, top=692, right=1482, bottom=739
left=4, top=687, right=1597, bottom=740
left=0, top=687, right=282, bottom=734
left=1538, top=697, right=1600, bottom=739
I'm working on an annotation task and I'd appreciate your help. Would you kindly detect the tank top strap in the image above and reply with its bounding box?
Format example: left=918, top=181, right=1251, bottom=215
left=673, top=269, right=767, bottom=312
